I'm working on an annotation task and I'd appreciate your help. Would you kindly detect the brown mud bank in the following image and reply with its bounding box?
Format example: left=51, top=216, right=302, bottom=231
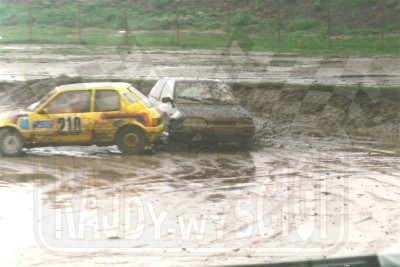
left=231, top=83, right=400, bottom=143
left=0, top=76, right=399, bottom=143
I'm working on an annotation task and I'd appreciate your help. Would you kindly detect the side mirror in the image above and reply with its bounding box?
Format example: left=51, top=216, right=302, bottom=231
left=38, top=108, right=49, bottom=115
left=162, top=96, right=175, bottom=108
left=161, top=96, right=173, bottom=104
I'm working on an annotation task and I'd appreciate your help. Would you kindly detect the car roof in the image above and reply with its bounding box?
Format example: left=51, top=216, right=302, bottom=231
left=57, top=82, right=132, bottom=91
left=160, top=77, right=223, bottom=83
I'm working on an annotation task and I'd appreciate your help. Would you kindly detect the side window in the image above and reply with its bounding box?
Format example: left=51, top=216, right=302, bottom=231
left=46, top=91, right=91, bottom=114
left=150, top=80, right=166, bottom=100
left=95, top=90, right=121, bottom=112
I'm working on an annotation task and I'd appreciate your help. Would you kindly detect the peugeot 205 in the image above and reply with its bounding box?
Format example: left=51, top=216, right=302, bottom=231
left=148, top=78, right=255, bottom=149
left=0, top=82, right=164, bottom=156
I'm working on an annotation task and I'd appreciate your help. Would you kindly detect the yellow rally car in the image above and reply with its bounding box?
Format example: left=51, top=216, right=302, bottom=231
left=0, top=82, right=164, bottom=156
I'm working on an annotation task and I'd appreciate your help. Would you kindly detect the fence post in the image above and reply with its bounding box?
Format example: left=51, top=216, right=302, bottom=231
left=327, top=0, right=332, bottom=50
left=77, top=0, right=83, bottom=44
left=124, top=0, right=129, bottom=46
left=28, top=0, right=32, bottom=41
left=277, top=0, right=283, bottom=47
left=175, top=0, right=180, bottom=45
left=226, top=0, right=231, bottom=35
left=380, top=0, right=385, bottom=49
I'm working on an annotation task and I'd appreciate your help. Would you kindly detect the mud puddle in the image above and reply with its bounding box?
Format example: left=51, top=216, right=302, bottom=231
left=0, top=135, right=399, bottom=266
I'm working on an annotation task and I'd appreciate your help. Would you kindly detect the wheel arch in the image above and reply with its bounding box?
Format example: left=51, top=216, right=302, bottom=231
left=0, top=126, right=22, bottom=135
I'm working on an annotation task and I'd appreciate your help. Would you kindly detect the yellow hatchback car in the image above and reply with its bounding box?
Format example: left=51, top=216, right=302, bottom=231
left=0, top=82, right=164, bottom=156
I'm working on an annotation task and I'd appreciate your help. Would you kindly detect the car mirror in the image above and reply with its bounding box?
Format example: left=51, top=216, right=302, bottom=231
left=162, top=96, right=175, bottom=108
left=161, top=96, right=173, bottom=104
left=38, top=108, right=49, bottom=115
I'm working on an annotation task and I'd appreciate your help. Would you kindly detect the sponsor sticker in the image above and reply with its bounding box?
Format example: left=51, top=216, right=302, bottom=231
left=33, top=121, right=54, bottom=129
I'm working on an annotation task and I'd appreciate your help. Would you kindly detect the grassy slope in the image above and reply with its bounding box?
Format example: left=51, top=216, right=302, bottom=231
left=0, top=0, right=399, bottom=57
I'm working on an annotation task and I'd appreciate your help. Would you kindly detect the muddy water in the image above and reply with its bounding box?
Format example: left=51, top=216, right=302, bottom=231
left=0, top=134, right=399, bottom=266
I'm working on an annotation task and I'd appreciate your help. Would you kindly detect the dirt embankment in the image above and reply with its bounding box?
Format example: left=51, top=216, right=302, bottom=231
left=232, top=84, right=400, bottom=142
left=1, top=76, right=399, bottom=142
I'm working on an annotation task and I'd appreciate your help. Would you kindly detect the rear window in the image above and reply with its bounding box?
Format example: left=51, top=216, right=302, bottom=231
left=128, top=86, right=152, bottom=108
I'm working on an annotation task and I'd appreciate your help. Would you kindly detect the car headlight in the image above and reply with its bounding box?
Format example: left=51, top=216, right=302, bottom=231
left=183, top=117, right=208, bottom=128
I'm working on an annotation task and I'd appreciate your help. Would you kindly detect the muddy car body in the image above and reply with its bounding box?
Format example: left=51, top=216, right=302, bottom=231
left=0, top=82, right=164, bottom=156
left=148, top=78, right=255, bottom=147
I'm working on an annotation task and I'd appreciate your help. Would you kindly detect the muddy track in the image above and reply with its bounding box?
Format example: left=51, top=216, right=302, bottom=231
left=0, top=74, right=399, bottom=265
left=0, top=134, right=399, bottom=266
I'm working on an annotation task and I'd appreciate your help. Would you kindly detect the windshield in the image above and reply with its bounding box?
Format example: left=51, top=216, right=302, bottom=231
left=26, top=89, right=55, bottom=111
left=175, top=81, right=236, bottom=104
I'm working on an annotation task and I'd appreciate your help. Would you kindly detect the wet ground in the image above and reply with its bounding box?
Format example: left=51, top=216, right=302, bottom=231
left=0, top=134, right=399, bottom=266
left=0, top=45, right=400, bottom=266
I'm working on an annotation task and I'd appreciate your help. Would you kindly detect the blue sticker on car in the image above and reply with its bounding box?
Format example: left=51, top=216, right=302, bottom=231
left=19, top=119, right=30, bottom=130
left=33, top=121, right=53, bottom=129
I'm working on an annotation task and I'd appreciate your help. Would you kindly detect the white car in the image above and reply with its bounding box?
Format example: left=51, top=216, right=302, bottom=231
left=148, top=78, right=255, bottom=148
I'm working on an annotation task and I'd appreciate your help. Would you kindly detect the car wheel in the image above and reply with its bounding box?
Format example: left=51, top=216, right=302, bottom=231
left=116, top=127, right=147, bottom=154
left=0, top=129, right=24, bottom=157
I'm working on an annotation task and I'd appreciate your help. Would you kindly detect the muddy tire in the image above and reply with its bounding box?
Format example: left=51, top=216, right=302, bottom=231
left=196, top=144, right=218, bottom=158
left=116, top=127, right=147, bottom=154
left=0, top=129, right=24, bottom=157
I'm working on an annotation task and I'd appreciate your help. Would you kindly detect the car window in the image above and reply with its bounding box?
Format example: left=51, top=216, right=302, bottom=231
left=95, top=90, right=120, bottom=112
left=45, top=90, right=91, bottom=114
left=175, top=81, right=236, bottom=104
left=128, top=86, right=152, bottom=108
left=26, top=89, right=56, bottom=112
left=150, top=79, right=166, bottom=100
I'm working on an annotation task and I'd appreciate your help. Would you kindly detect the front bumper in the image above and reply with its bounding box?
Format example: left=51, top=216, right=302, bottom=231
left=169, top=125, right=255, bottom=143
left=145, top=123, right=165, bottom=142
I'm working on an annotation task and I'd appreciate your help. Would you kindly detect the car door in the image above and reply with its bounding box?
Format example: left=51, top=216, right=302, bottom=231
left=91, top=89, right=123, bottom=143
left=31, top=90, right=93, bottom=144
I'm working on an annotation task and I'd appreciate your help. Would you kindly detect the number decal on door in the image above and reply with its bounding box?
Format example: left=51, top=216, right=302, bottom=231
left=58, top=117, right=82, bottom=133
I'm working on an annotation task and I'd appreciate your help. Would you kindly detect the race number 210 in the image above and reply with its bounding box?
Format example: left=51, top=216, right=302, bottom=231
left=58, top=117, right=82, bottom=133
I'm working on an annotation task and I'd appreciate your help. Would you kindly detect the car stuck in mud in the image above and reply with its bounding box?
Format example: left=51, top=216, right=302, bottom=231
left=148, top=78, right=255, bottom=148
left=0, top=82, right=164, bottom=156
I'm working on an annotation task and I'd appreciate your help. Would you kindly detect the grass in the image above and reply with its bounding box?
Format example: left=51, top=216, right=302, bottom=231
left=0, top=25, right=399, bottom=57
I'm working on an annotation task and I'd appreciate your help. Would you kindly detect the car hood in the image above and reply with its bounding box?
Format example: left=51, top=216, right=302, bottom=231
left=0, top=110, right=30, bottom=126
left=176, top=103, right=253, bottom=121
